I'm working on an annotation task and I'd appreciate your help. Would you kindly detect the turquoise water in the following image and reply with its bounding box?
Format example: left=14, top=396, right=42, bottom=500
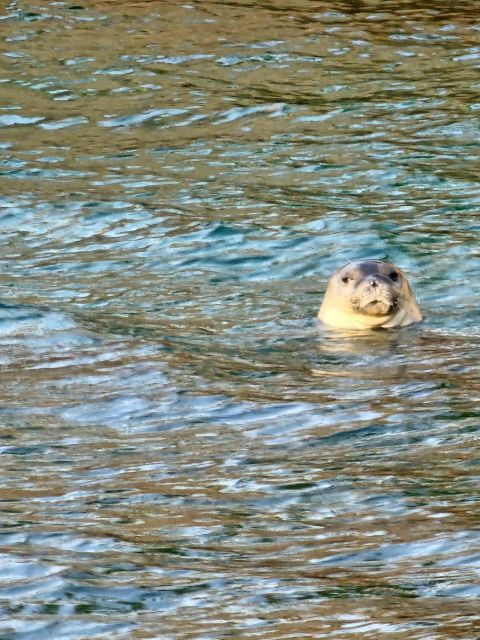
left=0, top=1, right=479, bottom=638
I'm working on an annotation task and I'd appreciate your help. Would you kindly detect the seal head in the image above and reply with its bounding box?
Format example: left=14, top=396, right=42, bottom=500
left=318, top=259, right=422, bottom=330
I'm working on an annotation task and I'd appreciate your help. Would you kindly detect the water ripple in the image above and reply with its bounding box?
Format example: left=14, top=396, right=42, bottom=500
left=0, top=1, right=479, bottom=638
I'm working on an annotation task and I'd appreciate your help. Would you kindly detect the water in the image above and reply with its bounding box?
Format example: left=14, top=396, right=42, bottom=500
left=0, top=1, right=479, bottom=638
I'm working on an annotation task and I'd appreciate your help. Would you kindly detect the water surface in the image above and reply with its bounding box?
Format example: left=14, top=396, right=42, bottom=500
left=0, top=1, right=479, bottom=638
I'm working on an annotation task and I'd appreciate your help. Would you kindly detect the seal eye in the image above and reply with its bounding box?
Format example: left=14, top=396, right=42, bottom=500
left=341, top=275, right=352, bottom=284
left=389, top=271, right=399, bottom=282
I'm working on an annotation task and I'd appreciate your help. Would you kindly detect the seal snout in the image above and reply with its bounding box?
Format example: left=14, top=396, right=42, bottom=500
left=352, top=275, right=396, bottom=317
left=367, top=274, right=393, bottom=289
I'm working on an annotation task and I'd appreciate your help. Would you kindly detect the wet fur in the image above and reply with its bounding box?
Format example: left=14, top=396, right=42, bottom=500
left=318, top=260, right=422, bottom=330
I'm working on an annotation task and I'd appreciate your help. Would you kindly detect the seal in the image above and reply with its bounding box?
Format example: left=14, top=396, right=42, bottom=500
left=318, top=259, right=422, bottom=329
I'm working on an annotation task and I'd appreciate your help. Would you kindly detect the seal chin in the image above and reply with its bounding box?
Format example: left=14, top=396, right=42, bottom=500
left=358, top=300, right=395, bottom=317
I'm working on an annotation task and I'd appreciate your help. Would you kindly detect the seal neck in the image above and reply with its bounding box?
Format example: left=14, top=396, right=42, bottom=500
left=318, top=306, right=392, bottom=329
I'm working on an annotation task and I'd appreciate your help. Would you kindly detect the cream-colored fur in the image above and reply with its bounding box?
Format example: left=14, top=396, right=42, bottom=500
left=318, top=260, right=422, bottom=330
